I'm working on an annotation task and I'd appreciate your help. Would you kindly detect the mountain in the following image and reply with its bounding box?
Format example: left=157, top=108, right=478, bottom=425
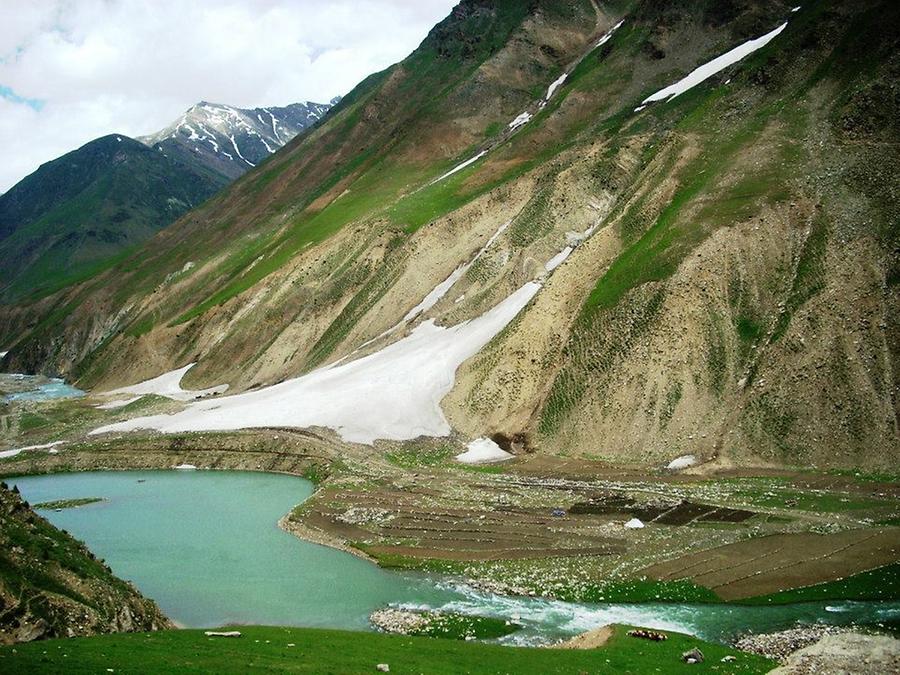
left=1, top=0, right=897, bottom=470
left=138, top=99, right=337, bottom=185
left=0, top=134, right=221, bottom=301
left=0, top=99, right=336, bottom=303
left=0, top=483, right=171, bottom=643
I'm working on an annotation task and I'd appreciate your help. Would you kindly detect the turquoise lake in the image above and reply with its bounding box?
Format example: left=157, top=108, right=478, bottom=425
left=10, top=470, right=900, bottom=644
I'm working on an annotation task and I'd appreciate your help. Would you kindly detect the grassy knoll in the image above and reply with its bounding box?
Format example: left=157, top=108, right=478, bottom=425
left=0, top=624, right=774, bottom=674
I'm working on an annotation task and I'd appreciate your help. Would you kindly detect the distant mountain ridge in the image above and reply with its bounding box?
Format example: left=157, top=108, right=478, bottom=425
left=139, top=99, right=337, bottom=185
left=0, top=97, right=336, bottom=301
left=0, top=134, right=222, bottom=301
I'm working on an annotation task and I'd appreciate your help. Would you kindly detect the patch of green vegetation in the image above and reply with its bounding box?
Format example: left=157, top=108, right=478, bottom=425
left=556, top=577, right=721, bottom=605
left=770, top=212, right=827, bottom=342
left=730, top=485, right=886, bottom=513
left=739, top=563, right=900, bottom=605
left=735, top=315, right=762, bottom=344
left=385, top=444, right=454, bottom=468
left=483, top=121, right=502, bottom=138
left=125, top=312, right=156, bottom=338
left=301, top=463, right=331, bottom=486
left=33, top=497, right=104, bottom=510
left=508, top=184, right=553, bottom=248
left=659, top=380, right=682, bottom=427
left=705, top=312, right=729, bottom=395
left=410, top=612, right=519, bottom=641
left=19, top=412, right=49, bottom=432
left=0, top=624, right=775, bottom=674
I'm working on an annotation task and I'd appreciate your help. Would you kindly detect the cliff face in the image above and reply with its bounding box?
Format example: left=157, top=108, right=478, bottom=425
left=0, top=484, right=171, bottom=644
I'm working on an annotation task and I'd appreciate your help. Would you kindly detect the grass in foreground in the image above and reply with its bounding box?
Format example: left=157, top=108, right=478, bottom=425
left=0, top=624, right=774, bottom=674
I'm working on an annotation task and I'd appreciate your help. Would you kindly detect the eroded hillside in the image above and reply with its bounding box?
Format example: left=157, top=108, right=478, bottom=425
left=0, top=0, right=896, bottom=469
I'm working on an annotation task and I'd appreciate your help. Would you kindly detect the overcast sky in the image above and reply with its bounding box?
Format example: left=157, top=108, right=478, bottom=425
left=0, top=0, right=456, bottom=192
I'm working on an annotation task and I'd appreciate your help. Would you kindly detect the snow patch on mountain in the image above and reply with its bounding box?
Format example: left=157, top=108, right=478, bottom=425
left=641, top=22, right=788, bottom=105
left=138, top=99, right=336, bottom=180
left=91, top=281, right=542, bottom=444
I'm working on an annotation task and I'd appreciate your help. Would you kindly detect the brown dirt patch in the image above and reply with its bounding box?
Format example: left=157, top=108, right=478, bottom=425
left=555, top=625, right=614, bottom=649
left=640, top=528, right=900, bottom=600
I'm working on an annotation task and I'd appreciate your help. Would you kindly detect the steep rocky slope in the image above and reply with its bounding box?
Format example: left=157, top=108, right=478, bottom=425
left=0, top=483, right=170, bottom=643
left=139, top=99, right=336, bottom=185
left=1, top=0, right=897, bottom=469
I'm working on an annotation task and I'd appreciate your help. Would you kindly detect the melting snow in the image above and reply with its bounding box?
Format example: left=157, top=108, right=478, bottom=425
left=544, top=247, right=572, bottom=272
left=102, top=363, right=228, bottom=402
left=175, top=463, right=197, bottom=470
left=0, top=351, right=7, bottom=358
left=666, top=455, right=696, bottom=470
left=624, top=518, right=645, bottom=529
left=95, top=396, right=143, bottom=410
left=508, top=111, right=532, bottom=131
left=229, top=134, right=255, bottom=167
left=791, top=6, right=801, bottom=12
left=400, top=220, right=509, bottom=325
left=0, top=440, right=66, bottom=459
left=641, top=22, right=788, bottom=105
left=183, top=124, right=200, bottom=141
left=91, top=282, right=541, bottom=444
left=456, top=437, right=513, bottom=464
left=544, top=73, right=567, bottom=101
left=431, top=150, right=488, bottom=184
left=596, top=20, right=624, bottom=48
left=265, top=109, right=282, bottom=143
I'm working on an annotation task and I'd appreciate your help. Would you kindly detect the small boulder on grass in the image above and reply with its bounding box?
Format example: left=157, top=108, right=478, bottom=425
left=682, top=647, right=704, bottom=664
left=376, top=665, right=390, bottom=673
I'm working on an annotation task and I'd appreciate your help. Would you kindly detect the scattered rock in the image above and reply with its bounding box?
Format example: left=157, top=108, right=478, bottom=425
left=682, top=647, right=704, bottom=664
left=735, top=625, right=852, bottom=661
left=376, top=664, right=390, bottom=672
left=370, top=609, right=429, bottom=635
left=769, top=632, right=900, bottom=674
left=628, top=629, right=668, bottom=642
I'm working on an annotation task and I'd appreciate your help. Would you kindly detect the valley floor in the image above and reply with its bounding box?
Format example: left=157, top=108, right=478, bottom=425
left=1, top=391, right=899, bottom=670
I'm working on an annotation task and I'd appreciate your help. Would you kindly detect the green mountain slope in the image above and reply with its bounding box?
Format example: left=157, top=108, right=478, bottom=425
left=0, top=483, right=170, bottom=643
left=0, top=135, right=221, bottom=301
left=1, top=0, right=897, bottom=469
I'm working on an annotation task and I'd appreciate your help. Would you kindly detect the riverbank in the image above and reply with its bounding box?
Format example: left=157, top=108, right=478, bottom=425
left=2, top=428, right=899, bottom=611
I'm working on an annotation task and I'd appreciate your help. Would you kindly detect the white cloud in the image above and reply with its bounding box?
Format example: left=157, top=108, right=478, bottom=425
left=0, top=0, right=456, bottom=192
